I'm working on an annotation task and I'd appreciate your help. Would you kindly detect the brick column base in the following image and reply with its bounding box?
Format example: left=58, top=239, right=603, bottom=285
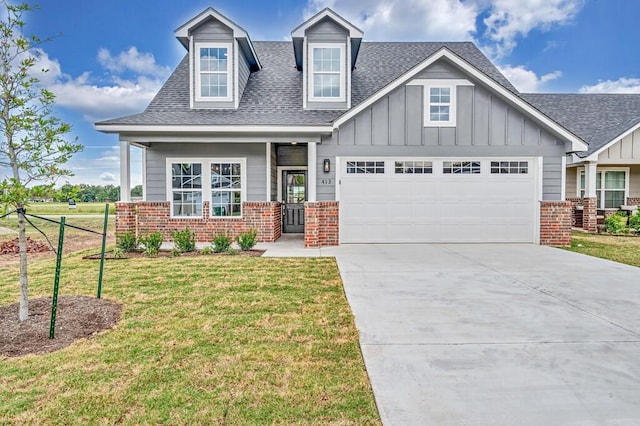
left=540, top=201, right=572, bottom=246
left=582, top=197, right=597, bottom=232
left=115, top=202, right=137, bottom=238
left=304, top=201, right=339, bottom=247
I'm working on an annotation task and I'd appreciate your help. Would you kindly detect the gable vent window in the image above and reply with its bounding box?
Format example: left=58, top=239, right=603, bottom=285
left=429, top=88, right=450, bottom=122
left=195, top=43, right=232, bottom=102
left=309, top=43, right=345, bottom=102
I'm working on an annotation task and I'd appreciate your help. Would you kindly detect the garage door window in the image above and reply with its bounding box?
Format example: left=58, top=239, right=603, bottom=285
left=346, top=161, right=385, bottom=174
left=443, top=161, right=480, bottom=174
left=490, top=161, right=528, bottom=174
left=395, top=161, right=432, bottom=174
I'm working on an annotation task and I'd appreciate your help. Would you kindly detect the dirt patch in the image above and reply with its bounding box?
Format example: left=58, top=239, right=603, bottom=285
left=82, top=249, right=265, bottom=259
left=0, top=295, right=122, bottom=357
left=0, top=236, right=53, bottom=255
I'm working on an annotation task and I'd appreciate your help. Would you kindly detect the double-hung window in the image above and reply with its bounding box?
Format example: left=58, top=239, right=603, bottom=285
left=171, top=163, right=203, bottom=217
left=168, top=158, right=246, bottom=218
left=422, top=82, right=459, bottom=127
left=309, top=43, right=345, bottom=101
left=579, top=168, right=628, bottom=208
left=195, top=43, right=232, bottom=101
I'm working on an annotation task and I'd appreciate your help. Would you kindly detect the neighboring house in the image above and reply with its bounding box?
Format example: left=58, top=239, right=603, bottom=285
left=97, top=7, right=605, bottom=247
left=522, top=94, right=640, bottom=231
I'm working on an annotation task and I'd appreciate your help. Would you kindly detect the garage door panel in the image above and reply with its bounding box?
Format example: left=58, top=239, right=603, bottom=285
left=340, top=158, right=537, bottom=243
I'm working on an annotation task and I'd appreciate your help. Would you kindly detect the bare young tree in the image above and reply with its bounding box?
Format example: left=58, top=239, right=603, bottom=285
left=0, top=1, right=82, bottom=321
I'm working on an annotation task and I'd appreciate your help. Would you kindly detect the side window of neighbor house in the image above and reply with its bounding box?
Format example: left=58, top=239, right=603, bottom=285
left=196, top=44, right=231, bottom=101
left=171, top=163, right=203, bottom=217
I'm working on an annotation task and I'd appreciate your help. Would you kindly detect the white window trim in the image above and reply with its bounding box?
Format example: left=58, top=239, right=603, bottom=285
left=166, top=157, right=247, bottom=219
left=308, top=42, right=346, bottom=103
left=194, top=42, right=233, bottom=102
left=407, top=79, right=473, bottom=128
left=576, top=166, right=630, bottom=209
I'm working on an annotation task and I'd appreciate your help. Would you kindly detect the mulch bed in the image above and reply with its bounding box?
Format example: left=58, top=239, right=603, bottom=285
left=82, top=249, right=265, bottom=259
left=0, top=237, right=52, bottom=255
left=0, top=296, right=122, bottom=357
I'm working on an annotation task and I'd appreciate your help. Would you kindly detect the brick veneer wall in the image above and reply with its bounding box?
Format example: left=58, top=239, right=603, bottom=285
left=566, top=197, right=582, bottom=228
left=540, top=201, right=572, bottom=246
left=627, top=197, right=640, bottom=206
left=582, top=197, right=597, bottom=232
left=116, top=201, right=281, bottom=242
left=304, top=201, right=339, bottom=247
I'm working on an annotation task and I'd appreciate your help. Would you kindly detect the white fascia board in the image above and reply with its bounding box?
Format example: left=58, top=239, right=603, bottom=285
left=332, top=47, right=589, bottom=153
left=583, top=121, right=640, bottom=161
left=119, top=135, right=323, bottom=144
left=96, top=124, right=333, bottom=135
left=291, top=8, right=363, bottom=38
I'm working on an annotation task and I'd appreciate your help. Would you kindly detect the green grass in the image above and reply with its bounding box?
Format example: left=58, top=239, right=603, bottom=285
left=0, top=252, right=379, bottom=424
left=564, top=231, right=640, bottom=268
left=3, top=202, right=116, bottom=216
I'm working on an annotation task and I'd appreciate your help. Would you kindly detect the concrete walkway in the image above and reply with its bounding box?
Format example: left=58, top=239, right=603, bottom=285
left=326, top=244, right=640, bottom=425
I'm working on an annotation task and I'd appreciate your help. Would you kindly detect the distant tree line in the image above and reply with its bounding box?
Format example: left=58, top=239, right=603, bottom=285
left=28, top=184, right=143, bottom=202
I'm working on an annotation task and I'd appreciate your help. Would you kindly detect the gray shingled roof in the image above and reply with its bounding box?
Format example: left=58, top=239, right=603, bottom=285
left=98, top=41, right=517, bottom=127
left=522, top=93, right=640, bottom=157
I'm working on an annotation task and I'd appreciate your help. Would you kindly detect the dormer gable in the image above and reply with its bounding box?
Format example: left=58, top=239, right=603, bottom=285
left=291, top=8, right=363, bottom=110
left=175, top=8, right=261, bottom=110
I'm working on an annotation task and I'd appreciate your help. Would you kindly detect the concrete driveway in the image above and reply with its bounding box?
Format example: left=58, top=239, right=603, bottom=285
left=324, top=244, right=640, bottom=425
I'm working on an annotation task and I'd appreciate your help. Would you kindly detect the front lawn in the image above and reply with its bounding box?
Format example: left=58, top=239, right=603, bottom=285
left=564, top=231, right=640, bottom=268
left=0, top=253, right=379, bottom=424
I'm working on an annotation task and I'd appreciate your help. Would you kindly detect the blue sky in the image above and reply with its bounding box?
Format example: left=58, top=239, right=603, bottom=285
left=14, top=0, right=640, bottom=186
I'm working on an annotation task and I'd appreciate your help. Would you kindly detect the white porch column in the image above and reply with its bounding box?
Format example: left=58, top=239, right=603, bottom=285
left=307, top=142, right=317, bottom=202
left=266, top=143, right=272, bottom=201
left=120, top=140, right=131, bottom=202
left=584, top=161, right=598, bottom=198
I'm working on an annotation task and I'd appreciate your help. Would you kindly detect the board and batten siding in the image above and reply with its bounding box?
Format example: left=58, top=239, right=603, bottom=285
left=145, top=143, right=266, bottom=202
left=316, top=60, right=568, bottom=202
left=597, top=127, right=640, bottom=164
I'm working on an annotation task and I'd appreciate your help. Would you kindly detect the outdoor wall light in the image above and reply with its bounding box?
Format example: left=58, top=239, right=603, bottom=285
left=323, top=158, right=331, bottom=173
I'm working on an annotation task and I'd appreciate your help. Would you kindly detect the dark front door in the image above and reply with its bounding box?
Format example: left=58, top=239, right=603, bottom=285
left=282, top=170, right=306, bottom=233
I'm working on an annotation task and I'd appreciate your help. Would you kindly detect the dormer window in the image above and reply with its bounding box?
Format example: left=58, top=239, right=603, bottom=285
left=195, top=43, right=232, bottom=102
left=309, top=43, right=345, bottom=101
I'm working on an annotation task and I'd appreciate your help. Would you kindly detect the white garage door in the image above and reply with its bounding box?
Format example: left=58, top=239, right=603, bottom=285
left=339, top=158, right=539, bottom=243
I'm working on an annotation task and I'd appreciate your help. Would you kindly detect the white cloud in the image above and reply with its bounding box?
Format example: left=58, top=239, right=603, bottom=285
left=579, top=78, right=640, bottom=94
left=482, top=0, right=584, bottom=57
left=31, top=47, right=169, bottom=123
left=99, top=172, right=117, bottom=182
left=303, top=1, right=583, bottom=53
left=499, top=65, right=562, bottom=92
left=97, top=47, right=170, bottom=78
left=304, top=0, right=478, bottom=41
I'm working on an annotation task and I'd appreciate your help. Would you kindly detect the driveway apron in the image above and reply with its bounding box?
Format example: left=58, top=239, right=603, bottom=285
left=325, top=244, right=640, bottom=425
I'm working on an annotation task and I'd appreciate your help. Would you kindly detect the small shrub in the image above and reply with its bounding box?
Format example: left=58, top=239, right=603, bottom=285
left=171, top=248, right=180, bottom=257
left=212, top=233, right=232, bottom=253
left=200, top=246, right=213, bottom=255
left=605, top=211, right=628, bottom=234
left=236, top=229, right=258, bottom=251
left=117, top=232, right=137, bottom=252
left=629, top=211, right=640, bottom=231
left=139, top=231, right=163, bottom=256
left=112, top=247, right=125, bottom=259
left=172, top=228, right=196, bottom=253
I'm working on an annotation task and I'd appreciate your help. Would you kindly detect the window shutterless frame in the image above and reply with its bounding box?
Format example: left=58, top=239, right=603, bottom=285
left=166, top=157, right=246, bottom=219
left=194, top=42, right=233, bottom=102
left=308, top=43, right=346, bottom=102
